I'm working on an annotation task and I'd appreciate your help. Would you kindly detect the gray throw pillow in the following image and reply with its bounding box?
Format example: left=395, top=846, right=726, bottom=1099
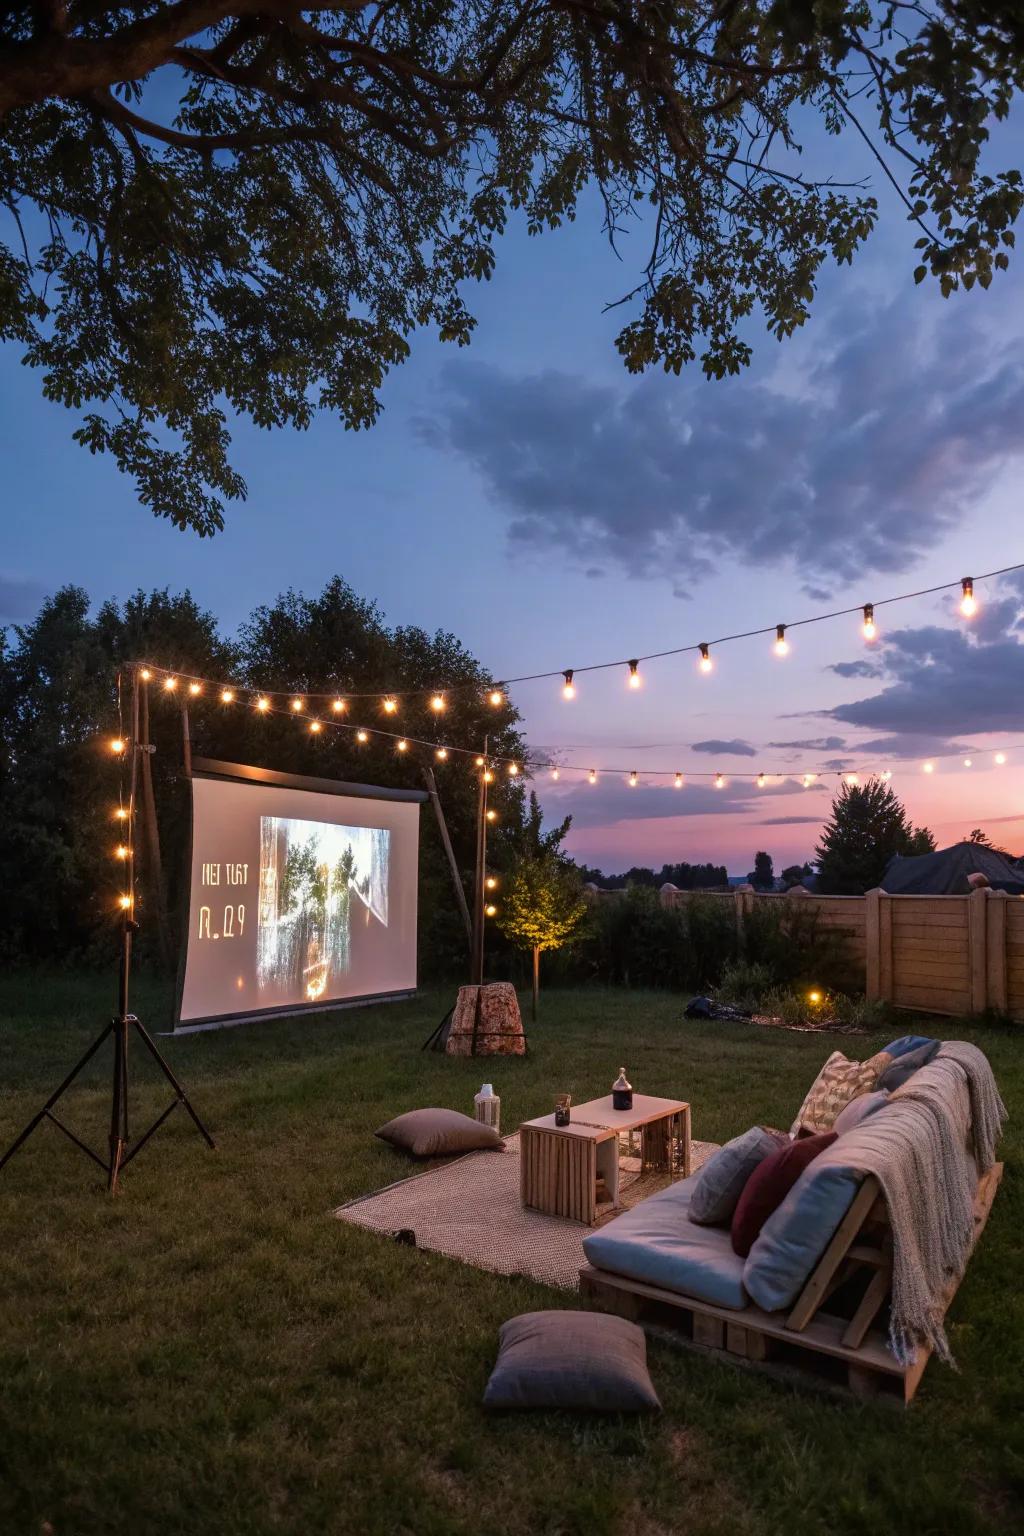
left=483, top=1311, right=660, bottom=1412
left=375, top=1108, right=503, bottom=1158
left=877, top=1040, right=941, bottom=1092
left=833, top=1089, right=889, bottom=1135
left=689, top=1125, right=786, bottom=1226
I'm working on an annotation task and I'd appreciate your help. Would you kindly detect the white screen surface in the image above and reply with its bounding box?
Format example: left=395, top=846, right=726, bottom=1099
left=179, top=773, right=420, bottom=1025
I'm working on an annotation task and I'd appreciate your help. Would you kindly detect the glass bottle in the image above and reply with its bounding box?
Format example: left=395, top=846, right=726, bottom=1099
left=474, top=1082, right=500, bottom=1135
left=612, top=1067, right=633, bottom=1111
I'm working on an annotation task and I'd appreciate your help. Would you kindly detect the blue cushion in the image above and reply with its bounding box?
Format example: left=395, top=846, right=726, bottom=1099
left=877, top=1040, right=941, bottom=1091
left=743, top=1161, right=863, bottom=1312
left=833, top=1089, right=889, bottom=1135
left=882, top=1034, right=939, bottom=1060
left=583, top=1173, right=748, bottom=1311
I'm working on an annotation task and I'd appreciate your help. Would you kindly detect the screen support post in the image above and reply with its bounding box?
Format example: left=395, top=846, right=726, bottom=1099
left=471, top=736, right=489, bottom=986
left=0, top=664, right=215, bottom=1195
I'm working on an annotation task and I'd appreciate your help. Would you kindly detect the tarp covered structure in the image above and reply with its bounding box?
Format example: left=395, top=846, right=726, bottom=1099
left=881, top=841, right=1024, bottom=895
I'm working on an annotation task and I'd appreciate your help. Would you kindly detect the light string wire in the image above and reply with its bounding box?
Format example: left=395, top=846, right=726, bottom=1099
left=132, top=560, right=1024, bottom=706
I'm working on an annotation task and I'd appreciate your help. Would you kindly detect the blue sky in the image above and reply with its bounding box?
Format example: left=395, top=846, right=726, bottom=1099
left=3, top=109, right=1024, bottom=874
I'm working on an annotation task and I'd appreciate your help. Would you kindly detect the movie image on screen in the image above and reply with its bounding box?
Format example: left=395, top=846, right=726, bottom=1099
left=257, top=818, right=390, bottom=1002
left=178, top=766, right=421, bottom=1027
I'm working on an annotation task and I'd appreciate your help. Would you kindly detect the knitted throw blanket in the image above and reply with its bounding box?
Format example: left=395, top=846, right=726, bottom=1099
left=830, top=1041, right=1006, bottom=1365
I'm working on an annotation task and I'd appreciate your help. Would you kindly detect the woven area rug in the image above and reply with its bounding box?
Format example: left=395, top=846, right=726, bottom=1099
left=335, top=1133, right=720, bottom=1291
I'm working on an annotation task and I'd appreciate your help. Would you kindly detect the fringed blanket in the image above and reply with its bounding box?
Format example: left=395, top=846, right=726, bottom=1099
left=823, top=1040, right=1006, bottom=1365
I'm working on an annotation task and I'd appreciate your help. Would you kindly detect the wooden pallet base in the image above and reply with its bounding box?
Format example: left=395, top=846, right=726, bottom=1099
left=580, top=1161, right=1002, bottom=1405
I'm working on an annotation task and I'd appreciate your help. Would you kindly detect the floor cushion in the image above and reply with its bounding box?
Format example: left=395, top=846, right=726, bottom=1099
left=877, top=1040, right=941, bottom=1091
left=483, top=1311, right=660, bottom=1412
left=833, top=1089, right=889, bottom=1135
left=582, top=1173, right=748, bottom=1310
left=791, top=1051, right=882, bottom=1134
left=374, top=1107, right=503, bottom=1158
left=688, top=1125, right=787, bottom=1226
left=731, top=1131, right=837, bottom=1257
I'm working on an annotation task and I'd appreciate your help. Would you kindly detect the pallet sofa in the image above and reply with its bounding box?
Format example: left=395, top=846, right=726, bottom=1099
left=580, top=1051, right=1003, bottom=1404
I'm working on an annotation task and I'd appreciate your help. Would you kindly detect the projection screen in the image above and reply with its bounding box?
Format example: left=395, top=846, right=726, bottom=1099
left=177, top=760, right=426, bottom=1028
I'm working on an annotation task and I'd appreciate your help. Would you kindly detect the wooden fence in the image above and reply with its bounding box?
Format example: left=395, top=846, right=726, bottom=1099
left=623, top=885, right=1024, bottom=1019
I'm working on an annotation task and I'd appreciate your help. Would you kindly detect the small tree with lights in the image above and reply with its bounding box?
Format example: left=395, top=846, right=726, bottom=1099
left=497, top=797, right=588, bottom=1019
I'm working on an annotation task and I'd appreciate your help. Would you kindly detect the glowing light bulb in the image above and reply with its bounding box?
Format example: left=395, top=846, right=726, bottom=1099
left=757, top=772, right=766, bottom=787
left=588, top=770, right=597, bottom=785
left=507, top=762, right=519, bottom=776
left=114, top=806, right=128, bottom=820
left=189, top=681, right=202, bottom=696
left=488, top=689, right=504, bottom=707
left=629, top=770, right=638, bottom=787
left=115, top=845, right=128, bottom=860
left=562, top=669, right=575, bottom=700
left=485, top=876, right=497, bottom=891
left=881, top=769, right=892, bottom=781
left=486, top=809, right=497, bottom=822
left=139, top=668, right=151, bottom=682
left=845, top=772, right=860, bottom=787
left=356, top=729, right=368, bottom=743
left=163, top=676, right=177, bottom=691
left=221, top=688, right=234, bottom=704
left=430, top=694, right=446, bottom=712
left=808, top=989, right=822, bottom=1005
left=551, top=767, right=560, bottom=781
left=699, top=643, right=712, bottom=674
left=435, top=747, right=448, bottom=762
left=862, top=603, right=876, bottom=641
left=802, top=774, right=815, bottom=787
left=475, top=755, right=485, bottom=768
left=714, top=773, right=725, bottom=789
left=382, top=698, right=397, bottom=714
left=485, top=904, right=497, bottom=918
left=995, top=752, right=1007, bottom=765
left=331, top=698, right=346, bottom=713
left=774, top=624, right=789, bottom=657
left=291, top=697, right=304, bottom=712
left=628, top=660, right=641, bottom=689
left=963, top=757, right=973, bottom=768
left=118, top=894, right=132, bottom=910
left=922, top=761, right=934, bottom=774
left=309, top=720, right=322, bottom=734
left=110, top=737, right=126, bottom=754
left=256, top=696, right=269, bottom=712
left=396, top=739, right=408, bottom=753
left=960, top=577, right=976, bottom=617
left=483, top=769, right=494, bottom=782
left=674, top=772, right=683, bottom=788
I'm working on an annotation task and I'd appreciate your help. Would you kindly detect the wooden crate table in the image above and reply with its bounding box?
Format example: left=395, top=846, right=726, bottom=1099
left=519, top=1093, right=691, bottom=1225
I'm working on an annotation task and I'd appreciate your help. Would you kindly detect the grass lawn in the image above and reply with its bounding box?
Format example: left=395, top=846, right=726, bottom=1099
left=0, top=973, right=1021, bottom=1536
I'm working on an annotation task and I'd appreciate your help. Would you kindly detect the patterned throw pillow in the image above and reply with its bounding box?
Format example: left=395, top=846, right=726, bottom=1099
left=790, top=1051, right=883, bottom=1135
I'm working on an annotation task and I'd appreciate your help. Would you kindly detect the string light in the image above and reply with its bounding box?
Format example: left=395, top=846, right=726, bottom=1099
left=396, top=739, right=408, bottom=752
left=486, top=809, right=498, bottom=821
left=562, top=669, right=575, bottom=700
left=507, top=762, right=519, bottom=776
left=382, top=698, right=397, bottom=714
left=757, top=772, right=766, bottom=787
left=960, top=577, right=976, bottom=617
left=114, top=806, right=128, bottom=820
left=588, top=769, right=597, bottom=785
left=435, top=747, right=448, bottom=761
left=485, top=904, right=497, bottom=918
left=551, top=767, right=560, bottom=780
left=430, top=694, right=446, bottom=712
left=628, top=660, right=641, bottom=689
left=802, top=773, right=816, bottom=787
left=964, top=757, right=973, bottom=768
left=110, top=737, right=126, bottom=754
left=488, top=689, right=504, bottom=707
left=331, top=698, right=346, bottom=713
left=485, top=876, right=498, bottom=891
left=291, top=697, right=304, bottom=712
left=881, top=769, right=893, bottom=781
left=189, top=681, right=202, bottom=696
left=774, top=624, right=788, bottom=657
left=356, top=729, right=368, bottom=743
left=163, top=676, right=177, bottom=692
left=629, top=770, right=638, bottom=787
left=995, top=751, right=1007, bottom=765
left=714, top=773, right=725, bottom=788
left=220, top=688, right=234, bottom=704
left=139, top=668, right=151, bottom=682
left=699, top=643, right=712, bottom=674
left=483, top=768, right=493, bottom=782
left=256, top=697, right=269, bottom=712
left=862, top=603, right=876, bottom=641
left=309, top=720, right=322, bottom=734
left=118, top=894, right=132, bottom=910
left=115, top=845, right=128, bottom=860
left=475, top=755, right=486, bottom=768
left=674, top=772, right=683, bottom=788
left=845, top=772, right=860, bottom=786
left=922, top=761, right=934, bottom=773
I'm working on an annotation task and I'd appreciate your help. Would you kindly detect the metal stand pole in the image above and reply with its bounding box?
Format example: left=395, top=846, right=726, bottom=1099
left=471, top=736, right=489, bottom=986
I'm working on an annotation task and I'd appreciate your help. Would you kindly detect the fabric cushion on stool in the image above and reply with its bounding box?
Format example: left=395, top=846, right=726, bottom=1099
left=374, top=1108, right=503, bottom=1158
left=483, top=1310, right=661, bottom=1412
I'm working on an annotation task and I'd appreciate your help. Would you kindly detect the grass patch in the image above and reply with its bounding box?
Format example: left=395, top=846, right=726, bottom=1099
left=0, top=974, right=1021, bottom=1535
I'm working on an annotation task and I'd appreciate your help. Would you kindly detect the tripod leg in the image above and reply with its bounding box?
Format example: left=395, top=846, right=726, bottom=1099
left=107, top=1018, right=127, bottom=1194
left=130, top=1018, right=216, bottom=1150
left=0, top=1021, right=113, bottom=1174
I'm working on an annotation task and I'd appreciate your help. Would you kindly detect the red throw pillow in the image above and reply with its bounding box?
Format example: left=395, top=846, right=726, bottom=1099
left=730, top=1131, right=837, bottom=1257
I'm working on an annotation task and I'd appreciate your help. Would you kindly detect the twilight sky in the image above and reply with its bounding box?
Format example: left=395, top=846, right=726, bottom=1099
left=3, top=109, right=1024, bottom=876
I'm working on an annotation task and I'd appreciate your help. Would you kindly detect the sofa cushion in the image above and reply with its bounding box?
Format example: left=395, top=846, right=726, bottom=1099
left=483, top=1311, right=660, bottom=1413
left=742, top=1159, right=864, bottom=1312
left=582, top=1173, right=748, bottom=1311
left=731, top=1132, right=837, bottom=1257
left=688, top=1126, right=787, bottom=1226
left=791, top=1051, right=882, bottom=1134
left=833, top=1089, right=889, bottom=1135
left=374, top=1107, right=503, bottom=1158
left=877, top=1040, right=941, bottom=1092
left=883, top=1034, right=939, bottom=1060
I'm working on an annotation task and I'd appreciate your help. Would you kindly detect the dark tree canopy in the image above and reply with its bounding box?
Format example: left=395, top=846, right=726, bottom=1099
left=747, top=849, right=774, bottom=889
left=816, top=776, right=935, bottom=894
left=1, top=3, right=1021, bottom=530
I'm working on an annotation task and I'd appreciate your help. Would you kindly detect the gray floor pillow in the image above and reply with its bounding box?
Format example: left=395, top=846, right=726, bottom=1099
left=689, top=1125, right=787, bottom=1225
left=375, top=1108, right=503, bottom=1158
left=483, top=1311, right=660, bottom=1412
